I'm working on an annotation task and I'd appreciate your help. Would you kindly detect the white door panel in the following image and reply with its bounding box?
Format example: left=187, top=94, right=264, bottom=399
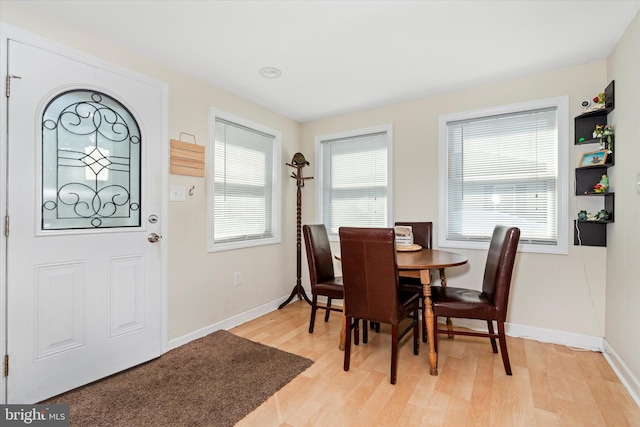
left=6, top=39, right=165, bottom=403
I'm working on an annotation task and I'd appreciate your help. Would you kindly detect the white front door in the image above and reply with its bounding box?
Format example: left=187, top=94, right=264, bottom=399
left=5, top=38, right=166, bottom=403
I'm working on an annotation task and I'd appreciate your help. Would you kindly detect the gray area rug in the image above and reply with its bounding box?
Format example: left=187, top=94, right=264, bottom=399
left=44, top=330, right=313, bottom=426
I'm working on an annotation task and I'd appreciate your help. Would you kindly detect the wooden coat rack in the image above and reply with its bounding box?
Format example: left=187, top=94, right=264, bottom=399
left=279, top=154, right=313, bottom=309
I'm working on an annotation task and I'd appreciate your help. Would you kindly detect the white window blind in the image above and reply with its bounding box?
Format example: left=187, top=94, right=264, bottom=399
left=317, top=125, right=392, bottom=237
left=208, top=113, right=281, bottom=251
left=441, top=98, right=568, bottom=253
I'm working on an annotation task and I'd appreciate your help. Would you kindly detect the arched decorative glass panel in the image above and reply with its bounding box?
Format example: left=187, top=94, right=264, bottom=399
left=41, top=90, right=141, bottom=230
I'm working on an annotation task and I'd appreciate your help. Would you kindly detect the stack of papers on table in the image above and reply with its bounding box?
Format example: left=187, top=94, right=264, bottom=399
left=394, top=225, right=413, bottom=247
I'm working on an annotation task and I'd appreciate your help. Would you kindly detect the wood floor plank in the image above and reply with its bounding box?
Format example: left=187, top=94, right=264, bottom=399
left=468, top=356, right=494, bottom=426
left=232, top=301, right=640, bottom=426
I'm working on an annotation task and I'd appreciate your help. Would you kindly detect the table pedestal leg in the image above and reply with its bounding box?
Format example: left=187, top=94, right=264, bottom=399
left=421, top=269, right=438, bottom=375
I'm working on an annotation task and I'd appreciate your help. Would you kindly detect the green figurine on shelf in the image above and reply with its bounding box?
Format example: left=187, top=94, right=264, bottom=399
left=594, top=124, right=614, bottom=152
left=593, top=174, right=609, bottom=193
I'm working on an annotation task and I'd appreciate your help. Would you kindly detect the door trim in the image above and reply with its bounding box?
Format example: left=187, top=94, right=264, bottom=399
left=0, top=23, right=169, bottom=403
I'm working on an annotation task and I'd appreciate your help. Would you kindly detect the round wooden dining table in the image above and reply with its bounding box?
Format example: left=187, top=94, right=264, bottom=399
left=338, top=248, right=468, bottom=376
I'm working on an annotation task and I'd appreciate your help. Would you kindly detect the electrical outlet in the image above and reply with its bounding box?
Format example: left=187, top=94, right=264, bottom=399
left=234, top=272, right=242, bottom=286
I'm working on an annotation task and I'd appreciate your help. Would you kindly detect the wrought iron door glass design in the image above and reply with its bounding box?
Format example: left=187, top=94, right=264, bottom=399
left=42, top=90, right=141, bottom=230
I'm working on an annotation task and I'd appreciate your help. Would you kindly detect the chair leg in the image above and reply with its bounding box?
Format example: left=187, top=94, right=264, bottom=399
left=344, top=316, right=352, bottom=371
left=433, top=316, right=439, bottom=352
left=439, top=269, right=455, bottom=339
left=446, top=317, right=454, bottom=338
left=487, top=320, right=498, bottom=353
left=421, top=296, right=427, bottom=343
left=497, top=321, right=512, bottom=375
left=362, top=319, right=368, bottom=344
left=413, top=309, right=420, bottom=355
left=354, top=318, right=360, bottom=346
left=324, top=298, right=332, bottom=322
left=308, top=294, right=318, bottom=333
left=390, top=324, right=398, bottom=385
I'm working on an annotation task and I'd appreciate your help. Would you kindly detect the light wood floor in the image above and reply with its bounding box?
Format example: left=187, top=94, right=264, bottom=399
left=231, top=300, right=639, bottom=427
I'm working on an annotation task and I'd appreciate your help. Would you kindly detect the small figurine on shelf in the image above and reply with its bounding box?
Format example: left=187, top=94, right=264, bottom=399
left=583, top=92, right=606, bottom=113
left=594, top=92, right=605, bottom=105
left=577, top=210, right=588, bottom=220
left=593, top=174, right=609, bottom=193
left=593, top=124, right=603, bottom=139
left=596, top=209, right=611, bottom=221
left=593, top=124, right=614, bottom=152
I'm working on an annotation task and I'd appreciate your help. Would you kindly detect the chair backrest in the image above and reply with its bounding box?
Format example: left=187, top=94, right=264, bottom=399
left=482, top=226, right=521, bottom=320
left=339, top=227, right=400, bottom=324
left=394, top=221, right=433, bottom=249
left=303, top=224, right=336, bottom=287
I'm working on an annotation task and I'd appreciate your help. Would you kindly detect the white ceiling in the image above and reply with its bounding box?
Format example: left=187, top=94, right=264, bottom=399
left=15, top=0, right=640, bottom=122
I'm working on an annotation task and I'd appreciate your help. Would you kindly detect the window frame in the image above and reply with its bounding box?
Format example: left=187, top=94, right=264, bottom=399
left=207, top=109, right=281, bottom=252
left=438, top=96, right=569, bottom=255
left=314, top=124, right=394, bottom=241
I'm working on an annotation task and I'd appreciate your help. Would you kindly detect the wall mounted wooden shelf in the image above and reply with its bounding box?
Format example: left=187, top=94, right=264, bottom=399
left=573, top=80, right=615, bottom=247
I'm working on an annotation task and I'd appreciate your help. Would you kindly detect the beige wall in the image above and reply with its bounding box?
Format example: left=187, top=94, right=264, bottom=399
left=605, top=11, right=640, bottom=391
left=164, top=79, right=301, bottom=340
left=0, top=3, right=301, bottom=341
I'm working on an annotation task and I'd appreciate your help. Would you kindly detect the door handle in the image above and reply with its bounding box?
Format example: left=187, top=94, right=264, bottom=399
left=147, top=233, right=162, bottom=243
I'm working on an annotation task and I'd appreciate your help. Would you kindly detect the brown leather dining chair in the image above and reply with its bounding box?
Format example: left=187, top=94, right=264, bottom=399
left=303, top=224, right=345, bottom=334
left=339, top=227, right=420, bottom=384
left=431, top=225, right=520, bottom=375
left=395, top=221, right=434, bottom=342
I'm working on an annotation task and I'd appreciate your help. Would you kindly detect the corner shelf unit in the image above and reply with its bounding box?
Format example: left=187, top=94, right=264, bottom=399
left=573, top=80, right=615, bottom=247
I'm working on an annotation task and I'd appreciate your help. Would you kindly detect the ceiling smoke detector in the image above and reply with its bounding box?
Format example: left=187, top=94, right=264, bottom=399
left=258, top=67, right=282, bottom=79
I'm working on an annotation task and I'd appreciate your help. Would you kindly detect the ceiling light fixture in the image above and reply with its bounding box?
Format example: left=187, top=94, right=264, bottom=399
left=258, top=67, right=282, bottom=79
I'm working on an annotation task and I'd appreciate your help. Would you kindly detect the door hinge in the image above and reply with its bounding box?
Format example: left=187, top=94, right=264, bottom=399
left=4, top=215, right=8, bottom=237
left=4, top=355, right=8, bottom=377
left=5, top=75, right=22, bottom=98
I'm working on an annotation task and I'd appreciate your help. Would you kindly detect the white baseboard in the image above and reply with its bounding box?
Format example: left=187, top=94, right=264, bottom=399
left=168, top=294, right=295, bottom=350
left=603, top=339, right=640, bottom=408
left=171, top=301, right=605, bottom=352
left=442, top=318, right=605, bottom=351
left=505, top=322, right=605, bottom=351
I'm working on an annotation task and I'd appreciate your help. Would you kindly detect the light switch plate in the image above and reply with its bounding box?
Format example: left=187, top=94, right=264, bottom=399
left=170, top=185, right=186, bottom=202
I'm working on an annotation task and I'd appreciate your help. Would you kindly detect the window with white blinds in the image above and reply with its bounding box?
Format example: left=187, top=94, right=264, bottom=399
left=208, top=110, right=281, bottom=251
left=315, top=125, right=393, bottom=239
left=439, top=97, right=568, bottom=254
